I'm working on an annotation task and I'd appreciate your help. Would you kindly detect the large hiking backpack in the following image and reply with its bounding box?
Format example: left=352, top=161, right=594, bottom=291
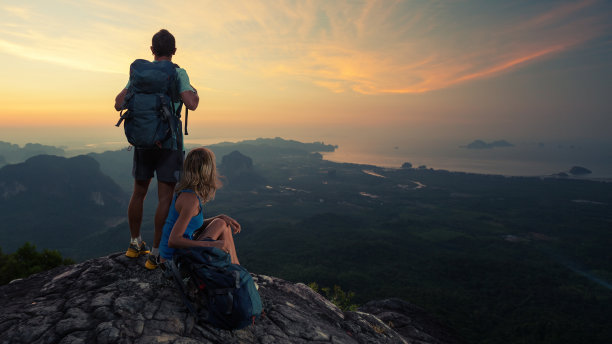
left=167, top=246, right=263, bottom=330
left=115, top=59, right=185, bottom=150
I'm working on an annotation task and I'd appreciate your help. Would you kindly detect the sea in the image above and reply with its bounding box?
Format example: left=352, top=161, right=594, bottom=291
left=3, top=130, right=611, bottom=180
left=319, top=138, right=612, bottom=180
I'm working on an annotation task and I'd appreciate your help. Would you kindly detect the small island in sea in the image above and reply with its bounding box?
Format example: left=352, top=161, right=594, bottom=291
left=461, top=139, right=514, bottom=149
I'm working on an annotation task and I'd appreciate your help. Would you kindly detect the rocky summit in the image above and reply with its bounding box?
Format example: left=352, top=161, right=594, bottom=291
left=0, top=253, right=460, bottom=344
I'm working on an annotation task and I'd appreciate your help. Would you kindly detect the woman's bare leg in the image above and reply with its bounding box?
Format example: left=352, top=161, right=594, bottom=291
left=199, top=218, right=240, bottom=265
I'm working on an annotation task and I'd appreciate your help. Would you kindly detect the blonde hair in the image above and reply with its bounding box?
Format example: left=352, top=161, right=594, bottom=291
left=176, top=147, right=222, bottom=202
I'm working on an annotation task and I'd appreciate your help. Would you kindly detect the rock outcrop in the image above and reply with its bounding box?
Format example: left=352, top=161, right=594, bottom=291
left=0, top=253, right=459, bottom=344
left=221, top=151, right=254, bottom=172
left=462, top=139, right=514, bottom=149
left=569, top=166, right=592, bottom=176
left=219, top=151, right=266, bottom=191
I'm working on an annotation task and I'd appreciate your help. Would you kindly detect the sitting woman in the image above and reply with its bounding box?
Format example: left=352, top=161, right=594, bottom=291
left=159, top=147, right=241, bottom=264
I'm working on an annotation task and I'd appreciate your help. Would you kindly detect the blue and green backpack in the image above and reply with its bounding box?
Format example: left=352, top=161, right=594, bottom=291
left=167, top=246, right=263, bottom=330
left=115, top=59, right=185, bottom=150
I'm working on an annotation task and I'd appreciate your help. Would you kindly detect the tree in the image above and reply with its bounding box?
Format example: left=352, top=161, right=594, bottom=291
left=0, top=242, right=74, bottom=285
left=309, top=282, right=358, bottom=311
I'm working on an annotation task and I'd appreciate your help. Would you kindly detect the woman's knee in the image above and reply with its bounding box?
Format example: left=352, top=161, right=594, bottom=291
left=210, top=218, right=231, bottom=233
left=210, top=217, right=225, bottom=226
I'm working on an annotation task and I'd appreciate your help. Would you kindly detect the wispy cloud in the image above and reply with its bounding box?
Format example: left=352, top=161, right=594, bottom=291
left=234, top=0, right=608, bottom=94
left=165, top=0, right=609, bottom=95
left=3, top=5, right=33, bottom=20
left=0, top=0, right=609, bottom=95
left=0, top=0, right=160, bottom=74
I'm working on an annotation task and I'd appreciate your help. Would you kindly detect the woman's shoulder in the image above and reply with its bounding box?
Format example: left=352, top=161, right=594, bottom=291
left=174, top=193, right=200, bottom=217
left=176, top=191, right=199, bottom=207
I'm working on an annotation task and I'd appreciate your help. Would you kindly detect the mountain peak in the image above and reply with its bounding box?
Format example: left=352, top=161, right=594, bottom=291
left=0, top=253, right=459, bottom=344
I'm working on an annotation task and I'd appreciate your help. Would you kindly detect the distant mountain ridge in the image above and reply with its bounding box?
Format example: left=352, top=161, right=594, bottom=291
left=0, top=155, right=127, bottom=259
left=86, top=137, right=336, bottom=192
left=209, top=137, right=336, bottom=163
left=0, top=141, right=65, bottom=166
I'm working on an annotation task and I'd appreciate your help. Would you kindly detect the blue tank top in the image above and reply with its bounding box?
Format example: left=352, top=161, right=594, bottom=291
left=159, top=189, right=204, bottom=260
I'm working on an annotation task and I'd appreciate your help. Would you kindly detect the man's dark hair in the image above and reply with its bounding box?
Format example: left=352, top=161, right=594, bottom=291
left=152, top=29, right=176, bottom=57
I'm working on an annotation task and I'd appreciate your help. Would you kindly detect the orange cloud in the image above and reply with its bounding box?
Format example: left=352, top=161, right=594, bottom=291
left=260, top=0, right=608, bottom=95
left=0, top=0, right=609, bottom=103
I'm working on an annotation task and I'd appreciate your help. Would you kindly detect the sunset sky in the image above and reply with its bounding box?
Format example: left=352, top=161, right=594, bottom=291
left=1, top=0, right=611, bottom=151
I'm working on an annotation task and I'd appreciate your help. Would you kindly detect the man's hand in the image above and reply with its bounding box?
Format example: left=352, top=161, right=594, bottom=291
left=180, top=85, right=199, bottom=110
left=114, top=89, right=128, bottom=111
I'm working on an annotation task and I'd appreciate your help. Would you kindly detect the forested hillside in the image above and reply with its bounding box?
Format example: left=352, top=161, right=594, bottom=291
left=1, top=139, right=610, bottom=343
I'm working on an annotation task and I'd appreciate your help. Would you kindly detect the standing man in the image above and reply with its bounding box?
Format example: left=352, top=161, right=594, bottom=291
left=114, top=29, right=199, bottom=269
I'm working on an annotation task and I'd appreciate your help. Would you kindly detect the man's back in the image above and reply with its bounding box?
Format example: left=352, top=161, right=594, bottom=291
left=114, top=29, right=199, bottom=270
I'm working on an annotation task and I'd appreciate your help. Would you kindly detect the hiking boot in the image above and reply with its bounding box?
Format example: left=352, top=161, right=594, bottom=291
left=145, top=254, right=159, bottom=270
left=125, top=241, right=149, bottom=258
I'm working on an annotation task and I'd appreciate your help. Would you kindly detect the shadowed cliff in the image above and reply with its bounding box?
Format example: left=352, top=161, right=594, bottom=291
left=0, top=155, right=127, bottom=259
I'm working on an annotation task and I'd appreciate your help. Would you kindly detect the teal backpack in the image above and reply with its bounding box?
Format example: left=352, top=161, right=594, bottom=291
left=115, top=59, right=187, bottom=150
left=167, top=246, right=263, bottom=330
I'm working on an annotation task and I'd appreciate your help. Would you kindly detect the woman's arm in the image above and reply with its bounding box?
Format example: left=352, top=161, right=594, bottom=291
left=203, top=214, right=241, bottom=234
left=168, top=193, right=225, bottom=250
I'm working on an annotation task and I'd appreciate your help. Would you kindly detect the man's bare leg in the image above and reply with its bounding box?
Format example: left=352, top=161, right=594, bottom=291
left=128, top=179, right=151, bottom=240
left=126, top=178, right=151, bottom=257
left=153, top=180, right=176, bottom=249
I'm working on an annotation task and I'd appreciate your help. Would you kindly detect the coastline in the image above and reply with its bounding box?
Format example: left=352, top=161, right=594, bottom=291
left=321, top=149, right=612, bottom=180
left=4, top=136, right=612, bottom=180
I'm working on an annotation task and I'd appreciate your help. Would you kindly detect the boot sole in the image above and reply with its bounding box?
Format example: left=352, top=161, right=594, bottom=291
left=145, top=260, right=158, bottom=270
left=125, top=249, right=149, bottom=258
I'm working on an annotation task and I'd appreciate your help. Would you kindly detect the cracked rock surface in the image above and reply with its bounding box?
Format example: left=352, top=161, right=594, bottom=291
left=0, top=253, right=457, bottom=344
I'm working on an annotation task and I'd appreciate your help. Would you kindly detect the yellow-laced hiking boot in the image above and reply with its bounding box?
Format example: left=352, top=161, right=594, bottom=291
left=125, top=241, right=150, bottom=258
left=145, top=254, right=159, bottom=270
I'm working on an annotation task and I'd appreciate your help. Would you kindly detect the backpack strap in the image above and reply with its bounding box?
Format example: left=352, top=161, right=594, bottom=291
left=115, top=91, right=133, bottom=127
left=174, top=103, right=188, bottom=136
left=168, top=260, right=198, bottom=318
left=172, top=63, right=189, bottom=137
left=160, top=95, right=176, bottom=145
left=115, top=109, right=128, bottom=127
left=185, top=107, right=189, bottom=135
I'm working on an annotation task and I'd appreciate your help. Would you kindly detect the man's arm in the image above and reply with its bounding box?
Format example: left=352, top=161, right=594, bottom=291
left=181, top=86, right=199, bottom=111
left=114, top=89, right=128, bottom=111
